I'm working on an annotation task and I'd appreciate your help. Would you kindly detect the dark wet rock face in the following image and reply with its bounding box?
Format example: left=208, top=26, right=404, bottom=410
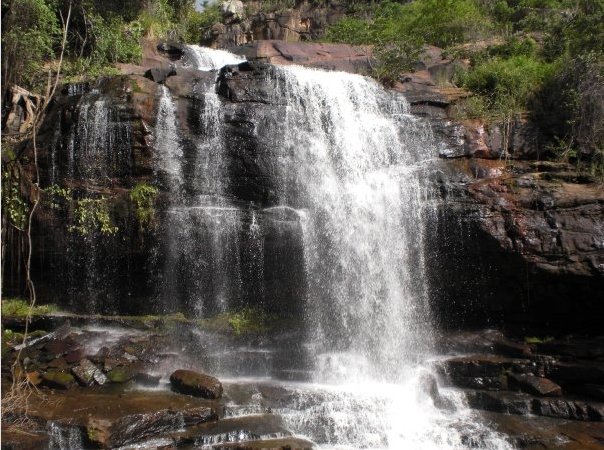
left=170, top=369, right=223, bottom=399
left=508, top=373, right=562, bottom=397
left=86, top=406, right=216, bottom=448
left=2, top=40, right=601, bottom=332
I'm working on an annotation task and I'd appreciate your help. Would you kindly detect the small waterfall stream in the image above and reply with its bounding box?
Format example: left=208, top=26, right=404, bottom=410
left=151, top=47, right=513, bottom=449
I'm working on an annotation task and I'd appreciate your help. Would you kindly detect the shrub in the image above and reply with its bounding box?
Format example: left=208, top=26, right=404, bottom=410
left=183, top=3, right=222, bottom=43
left=1, top=0, right=60, bottom=92
left=90, top=15, right=143, bottom=64
left=69, top=197, right=118, bottom=236
left=130, top=183, right=159, bottom=231
left=457, top=55, right=555, bottom=116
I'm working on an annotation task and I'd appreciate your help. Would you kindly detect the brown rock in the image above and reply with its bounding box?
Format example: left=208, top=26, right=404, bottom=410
left=509, top=373, right=562, bottom=397
left=234, top=40, right=373, bottom=74
left=41, top=370, right=75, bottom=390
left=170, top=369, right=223, bottom=399
left=87, top=407, right=216, bottom=448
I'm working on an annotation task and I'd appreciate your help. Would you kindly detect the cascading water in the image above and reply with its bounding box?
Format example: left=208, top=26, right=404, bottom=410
left=269, top=66, right=434, bottom=382
left=152, top=47, right=512, bottom=449
left=183, top=44, right=246, bottom=71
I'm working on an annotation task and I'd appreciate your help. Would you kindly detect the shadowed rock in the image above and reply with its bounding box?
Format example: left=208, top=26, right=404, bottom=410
left=509, top=373, right=562, bottom=397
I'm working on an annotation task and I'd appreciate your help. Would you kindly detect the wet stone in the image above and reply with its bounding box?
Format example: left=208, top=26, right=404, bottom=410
left=449, top=375, right=508, bottom=391
left=107, top=363, right=141, bottom=383
left=71, top=359, right=107, bottom=386
left=44, top=336, right=77, bottom=357
left=170, top=369, right=223, bottom=400
left=509, top=373, right=562, bottom=397
left=134, top=372, right=161, bottom=387
left=532, top=397, right=604, bottom=421
left=87, top=407, right=216, bottom=448
left=465, top=390, right=533, bottom=415
left=42, top=369, right=76, bottom=390
left=64, top=348, right=85, bottom=364
left=47, top=357, right=69, bottom=370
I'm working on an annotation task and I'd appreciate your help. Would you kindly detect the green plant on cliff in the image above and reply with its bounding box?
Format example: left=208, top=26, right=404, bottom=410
left=69, top=197, right=118, bottom=236
left=130, top=182, right=159, bottom=231
left=1, top=169, right=29, bottom=231
left=44, top=184, right=72, bottom=209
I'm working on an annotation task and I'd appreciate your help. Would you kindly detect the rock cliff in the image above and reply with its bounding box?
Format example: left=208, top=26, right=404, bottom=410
left=3, top=41, right=603, bottom=332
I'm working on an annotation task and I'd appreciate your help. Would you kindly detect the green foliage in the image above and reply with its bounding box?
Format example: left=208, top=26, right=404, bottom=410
left=1, top=169, right=29, bottom=230
left=457, top=55, right=555, bottom=117
left=257, top=0, right=296, bottom=13
left=69, top=197, right=118, bottom=236
left=228, top=308, right=269, bottom=335
left=44, top=184, right=72, bottom=209
left=89, top=14, right=143, bottom=64
left=1, top=298, right=59, bottom=317
left=137, top=0, right=175, bottom=39
left=183, top=4, right=221, bottom=43
left=326, top=0, right=491, bottom=48
left=325, top=0, right=491, bottom=81
left=1, top=0, right=60, bottom=91
left=524, top=336, right=554, bottom=344
left=130, top=183, right=159, bottom=231
left=198, top=307, right=273, bottom=336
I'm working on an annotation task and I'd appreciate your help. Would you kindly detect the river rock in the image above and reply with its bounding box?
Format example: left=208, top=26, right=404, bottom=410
left=106, top=363, right=142, bottom=383
left=170, top=369, right=223, bottom=399
left=509, top=373, right=562, bottom=397
left=41, top=370, right=76, bottom=390
left=87, top=406, right=216, bottom=448
left=71, top=359, right=107, bottom=386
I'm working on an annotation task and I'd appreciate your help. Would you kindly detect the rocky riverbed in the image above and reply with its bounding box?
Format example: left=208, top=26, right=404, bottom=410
left=2, top=315, right=603, bottom=449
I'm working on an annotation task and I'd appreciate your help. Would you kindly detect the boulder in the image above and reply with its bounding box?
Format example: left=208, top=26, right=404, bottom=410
left=508, top=373, right=562, bottom=397
left=170, top=369, right=223, bottom=399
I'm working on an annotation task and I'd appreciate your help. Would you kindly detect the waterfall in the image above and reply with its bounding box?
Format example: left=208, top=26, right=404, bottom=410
left=153, top=47, right=512, bottom=449
left=184, top=45, right=245, bottom=71
left=156, top=48, right=253, bottom=315
left=268, top=65, right=435, bottom=382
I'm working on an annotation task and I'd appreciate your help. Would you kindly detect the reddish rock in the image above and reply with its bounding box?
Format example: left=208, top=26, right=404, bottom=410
left=234, top=40, right=373, bottom=74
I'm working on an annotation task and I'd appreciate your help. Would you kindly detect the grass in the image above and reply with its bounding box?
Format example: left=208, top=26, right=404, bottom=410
left=524, top=336, right=554, bottom=344
left=1, top=299, right=59, bottom=317
left=197, top=307, right=275, bottom=336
